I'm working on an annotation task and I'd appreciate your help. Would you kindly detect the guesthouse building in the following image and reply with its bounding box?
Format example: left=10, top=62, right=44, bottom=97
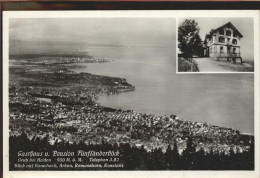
left=205, top=22, right=243, bottom=63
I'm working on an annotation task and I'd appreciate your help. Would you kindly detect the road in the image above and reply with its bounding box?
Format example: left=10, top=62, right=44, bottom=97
left=193, top=58, right=233, bottom=72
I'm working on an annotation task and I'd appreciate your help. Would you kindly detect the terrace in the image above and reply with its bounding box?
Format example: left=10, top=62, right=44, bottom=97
left=216, top=52, right=242, bottom=64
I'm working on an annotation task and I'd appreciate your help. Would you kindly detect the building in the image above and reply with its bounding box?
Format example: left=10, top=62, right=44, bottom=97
left=205, top=22, right=243, bottom=63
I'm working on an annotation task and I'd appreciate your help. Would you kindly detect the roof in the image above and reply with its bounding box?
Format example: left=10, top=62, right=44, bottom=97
left=210, top=22, right=243, bottom=38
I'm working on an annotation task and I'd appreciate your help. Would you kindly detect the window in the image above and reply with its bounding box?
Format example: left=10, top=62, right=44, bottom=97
left=233, top=32, right=238, bottom=37
left=219, top=29, right=224, bottom=35
left=226, top=30, right=231, bottom=36
left=218, top=36, right=225, bottom=43
left=232, top=39, right=237, bottom=45
left=233, top=48, right=236, bottom=53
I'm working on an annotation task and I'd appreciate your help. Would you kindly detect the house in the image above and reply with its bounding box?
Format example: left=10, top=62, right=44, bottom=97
left=205, top=22, right=243, bottom=63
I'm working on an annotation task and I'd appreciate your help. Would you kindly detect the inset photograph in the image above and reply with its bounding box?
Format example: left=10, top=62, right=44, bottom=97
left=178, top=18, right=254, bottom=73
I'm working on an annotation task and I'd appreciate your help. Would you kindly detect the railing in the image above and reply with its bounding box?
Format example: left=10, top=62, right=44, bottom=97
left=214, top=42, right=238, bottom=46
left=218, top=53, right=241, bottom=58
left=216, top=52, right=243, bottom=64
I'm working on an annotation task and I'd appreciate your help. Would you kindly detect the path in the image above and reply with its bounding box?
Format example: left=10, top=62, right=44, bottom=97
left=193, top=58, right=233, bottom=72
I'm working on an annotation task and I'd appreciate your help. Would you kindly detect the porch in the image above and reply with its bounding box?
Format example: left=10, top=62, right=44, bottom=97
left=216, top=53, right=243, bottom=64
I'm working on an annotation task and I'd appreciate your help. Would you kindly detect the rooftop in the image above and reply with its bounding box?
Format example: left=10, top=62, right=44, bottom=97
left=210, top=22, right=243, bottom=38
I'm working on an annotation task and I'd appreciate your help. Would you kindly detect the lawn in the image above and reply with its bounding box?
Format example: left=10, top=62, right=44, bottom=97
left=217, top=60, right=254, bottom=72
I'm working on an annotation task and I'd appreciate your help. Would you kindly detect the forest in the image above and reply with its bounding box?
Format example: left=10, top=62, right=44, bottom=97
left=9, top=132, right=254, bottom=170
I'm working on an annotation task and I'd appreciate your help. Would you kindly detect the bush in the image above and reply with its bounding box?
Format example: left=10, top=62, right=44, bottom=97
left=178, top=57, right=199, bottom=72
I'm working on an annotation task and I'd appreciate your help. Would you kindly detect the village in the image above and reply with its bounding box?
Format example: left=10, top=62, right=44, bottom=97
left=10, top=55, right=110, bottom=65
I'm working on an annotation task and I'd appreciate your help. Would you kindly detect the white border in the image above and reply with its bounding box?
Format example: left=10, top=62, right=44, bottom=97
left=2, top=10, right=260, bottom=178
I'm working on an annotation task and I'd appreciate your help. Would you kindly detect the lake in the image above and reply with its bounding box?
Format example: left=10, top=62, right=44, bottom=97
left=72, top=46, right=254, bottom=134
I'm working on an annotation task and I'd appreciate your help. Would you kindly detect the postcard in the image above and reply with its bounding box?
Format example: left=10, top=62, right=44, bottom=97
left=2, top=10, right=259, bottom=178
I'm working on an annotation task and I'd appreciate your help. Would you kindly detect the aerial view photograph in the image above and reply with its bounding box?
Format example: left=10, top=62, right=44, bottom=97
left=7, top=16, right=254, bottom=171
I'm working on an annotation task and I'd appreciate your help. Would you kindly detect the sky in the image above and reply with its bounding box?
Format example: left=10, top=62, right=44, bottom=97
left=178, top=18, right=254, bottom=60
left=10, top=18, right=176, bottom=47
left=10, top=17, right=254, bottom=60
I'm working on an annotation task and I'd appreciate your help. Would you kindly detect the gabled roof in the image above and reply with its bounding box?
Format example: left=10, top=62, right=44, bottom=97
left=210, top=22, right=243, bottom=38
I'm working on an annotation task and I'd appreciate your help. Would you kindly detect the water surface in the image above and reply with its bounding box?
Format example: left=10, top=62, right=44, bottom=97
left=72, top=46, right=254, bottom=134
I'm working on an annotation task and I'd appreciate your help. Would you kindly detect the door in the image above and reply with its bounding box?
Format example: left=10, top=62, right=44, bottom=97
left=227, top=46, right=231, bottom=57
left=220, top=46, right=224, bottom=57
left=233, top=48, right=236, bottom=57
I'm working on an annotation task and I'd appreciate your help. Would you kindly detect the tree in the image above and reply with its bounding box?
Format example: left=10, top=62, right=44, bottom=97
left=182, top=137, right=196, bottom=169
left=184, top=137, right=196, bottom=155
left=165, top=145, right=172, bottom=169
left=172, top=142, right=180, bottom=169
left=178, top=19, right=203, bottom=58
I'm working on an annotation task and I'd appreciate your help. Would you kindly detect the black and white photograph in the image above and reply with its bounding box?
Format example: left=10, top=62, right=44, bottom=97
left=178, top=18, right=254, bottom=73
left=2, top=10, right=259, bottom=177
